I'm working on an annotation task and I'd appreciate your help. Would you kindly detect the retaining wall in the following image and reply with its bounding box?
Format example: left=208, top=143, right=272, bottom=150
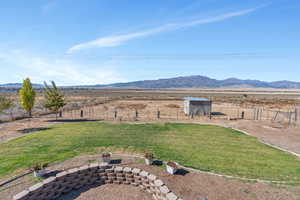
left=13, top=163, right=182, bottom=200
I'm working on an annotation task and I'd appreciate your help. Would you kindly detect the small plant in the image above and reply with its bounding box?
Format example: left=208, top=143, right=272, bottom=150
left=102, top=152, right=111, bottom=158
left=31, top=162, right=48, bottom=177
left=31, top=163, right=48, bottom=171
left=101, top=152, right=112, bottom=163
left=167, top=161, right=177, bottom=168
left=144, top=152, right=154, bottom=159
left=144, top=152, right=154, bottom=165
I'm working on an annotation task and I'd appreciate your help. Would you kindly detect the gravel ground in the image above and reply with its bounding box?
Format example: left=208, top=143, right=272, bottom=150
left=0, top=115, right=59, bottom=144
left=58, top=184, right=153, bottom=200
left=1, top=154, right=299, bottom=200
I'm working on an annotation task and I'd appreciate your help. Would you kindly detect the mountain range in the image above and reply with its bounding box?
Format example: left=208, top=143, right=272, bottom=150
left=1, top=75, right=300, bottom=89
left=96, top=75, right=300, bottom=89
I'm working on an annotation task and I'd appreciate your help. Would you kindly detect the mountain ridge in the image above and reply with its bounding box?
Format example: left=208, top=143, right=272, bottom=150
left=1, top=75, right=300, bottom=89
left=97, top=75, right=300, bottom=89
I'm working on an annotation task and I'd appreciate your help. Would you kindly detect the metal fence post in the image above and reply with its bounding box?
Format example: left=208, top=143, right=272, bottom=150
left=114, top=110, right=117, bottom=119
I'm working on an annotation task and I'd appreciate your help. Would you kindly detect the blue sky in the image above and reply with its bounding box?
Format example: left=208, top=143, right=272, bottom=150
left=0, top=0, right=299, bottom=85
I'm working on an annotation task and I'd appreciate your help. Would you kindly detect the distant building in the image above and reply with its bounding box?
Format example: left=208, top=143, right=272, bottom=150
left=183, top=97, right=212, bottom=116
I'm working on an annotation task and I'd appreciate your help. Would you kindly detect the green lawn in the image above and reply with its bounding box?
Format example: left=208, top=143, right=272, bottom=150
left=0, top=122, right=300, bottom=181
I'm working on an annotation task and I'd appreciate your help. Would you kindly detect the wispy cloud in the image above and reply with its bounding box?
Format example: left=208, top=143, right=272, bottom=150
left=67, top=5, right=266, bottom=54
left=0, top=50, right=125, bottom=85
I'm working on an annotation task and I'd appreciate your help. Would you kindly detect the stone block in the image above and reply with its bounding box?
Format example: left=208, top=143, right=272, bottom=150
left=116, top=173, right=124, bottom=177
left=99, top=162, right=109, bottom=169
left=105, top=168, right=114, bottom=173
left=114, top=166, right=123, bottom=173
left=140, top=171, right=149, bottom=178
left=42, top=177, right=56, bottom=185
left=113, top=180, right=121, bottom=184
left=132, top=168, right=141, bottom=175
left=98, top=169, right=105, bottom=173
left=159, top=185, right=170, bottom=195
left=13, top=190, right=29, bottom=200
left=79, top=165, right=90, bottom=174
left=123, top=167, right=132, bottom=173
left=56, top=171, right=67, bottom=179
left=125, top=173, right=134, bottom=178
left=131, top=182, right=138, bottom=187
left=67, top=168, right=79, bottom=175
left=28, top=182, right=44, bottom=193
left=166, top=192, right=178, bottom=200
left=154, top=179, right=164, bottom=187
left=105, top=179, right=113, bottom=184
left=148, top=174, right=157, bottom=181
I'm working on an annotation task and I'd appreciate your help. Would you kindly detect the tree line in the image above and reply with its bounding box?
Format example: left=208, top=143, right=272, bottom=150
left=0, top=78, right=66, bottom=120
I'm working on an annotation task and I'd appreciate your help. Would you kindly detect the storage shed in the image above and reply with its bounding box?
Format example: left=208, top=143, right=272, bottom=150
left=183, top=97, right=212, bottom=116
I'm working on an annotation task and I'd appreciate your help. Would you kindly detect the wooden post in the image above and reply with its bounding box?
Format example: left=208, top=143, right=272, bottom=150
left=260, top=109, right=262, bottom=120
left=288, top=111, right=292, bottom=125
left=114, top=110, right=117, bottom=119
left=273, top=111, right=279, bottom=121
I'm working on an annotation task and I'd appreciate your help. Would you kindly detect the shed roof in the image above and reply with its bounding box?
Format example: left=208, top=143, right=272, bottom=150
left=184, top=97, right=210, bottom=101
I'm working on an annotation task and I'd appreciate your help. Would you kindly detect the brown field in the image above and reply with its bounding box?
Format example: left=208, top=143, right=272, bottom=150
left=2, top=88, right=300, bottom=123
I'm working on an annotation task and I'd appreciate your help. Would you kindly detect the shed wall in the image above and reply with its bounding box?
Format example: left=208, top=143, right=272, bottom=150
left=184, top=100, right=212, bottom=116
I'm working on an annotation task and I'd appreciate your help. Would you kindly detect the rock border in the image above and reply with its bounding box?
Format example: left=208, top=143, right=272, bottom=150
left=13, top=163, right=182, bottom=200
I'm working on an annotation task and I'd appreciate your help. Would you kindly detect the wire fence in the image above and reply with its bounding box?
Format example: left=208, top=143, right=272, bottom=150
left=58, top=103, right=300, bottom=126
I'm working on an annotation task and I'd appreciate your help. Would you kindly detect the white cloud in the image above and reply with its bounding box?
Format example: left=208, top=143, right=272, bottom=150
left=0, top=50, right=125, bottom=85
left=67, top=5, right=266, bottom=53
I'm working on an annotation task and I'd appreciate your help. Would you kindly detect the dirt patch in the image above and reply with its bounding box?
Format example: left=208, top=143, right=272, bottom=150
left=165, top=104, right=180, bottom=109
left=58, top=184, right=153, bottom=200
left=116, top=103, right=147, bottom=110
left=0, top=115, right=60, bottom=143
left=1, top=154, right=299, bottom=200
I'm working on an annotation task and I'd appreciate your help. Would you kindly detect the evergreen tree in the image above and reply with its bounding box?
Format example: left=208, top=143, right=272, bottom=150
left=19, top=78, right=36, bottom=117
left=44, top=81, right=66, bottom=120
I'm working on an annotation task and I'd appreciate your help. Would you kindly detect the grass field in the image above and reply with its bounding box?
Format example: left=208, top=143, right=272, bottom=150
left=0, top=122, right=300, bottom=181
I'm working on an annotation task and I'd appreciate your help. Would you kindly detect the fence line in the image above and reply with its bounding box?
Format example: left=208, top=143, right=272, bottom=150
left=57, top=104, right=300, bottom=127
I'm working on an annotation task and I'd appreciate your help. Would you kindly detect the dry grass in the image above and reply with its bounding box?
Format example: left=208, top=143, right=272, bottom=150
left=116, top=103, right=147, bottom=110
left=165, top=104, right=180, bottom=109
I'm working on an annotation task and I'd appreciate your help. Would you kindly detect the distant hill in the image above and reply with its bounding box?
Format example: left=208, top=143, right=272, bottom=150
left=2, top=75, right=300, bottom=89
left=95, top=75, right=300, bottom=89
left=0, top=83, right=43, bottom=88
